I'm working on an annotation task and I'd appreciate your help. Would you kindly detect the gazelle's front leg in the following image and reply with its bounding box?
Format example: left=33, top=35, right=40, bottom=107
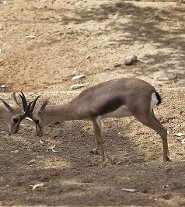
left=92, top=117, right=105, bottom=162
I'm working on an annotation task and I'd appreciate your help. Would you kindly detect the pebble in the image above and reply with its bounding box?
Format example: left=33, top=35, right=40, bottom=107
left=11, top=150, right=19, bottom=154
left=71, top=84, right=85, bottom=90
left=124, top=55, right=137, bottom=66
left=175, top=132, right=184, bottom=137
left=72, top=74, right=85, bottom=81
left=181, top=139, right=185, bottom=144
left=28, top=159, right=36, bottom=164
left=25, top=35, right=36, bottom=39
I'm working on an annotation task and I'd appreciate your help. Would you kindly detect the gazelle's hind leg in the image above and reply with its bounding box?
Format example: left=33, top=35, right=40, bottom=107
left=91, top=117, right=105, bottom=162
left=151, top=110, right=170, bottom=159
left=151, top=110, right=163, bottom=125
left=134, top=112, right=170, bottom=162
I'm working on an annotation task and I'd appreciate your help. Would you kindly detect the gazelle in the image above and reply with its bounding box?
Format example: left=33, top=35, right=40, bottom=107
left=0, top=92, right=33, bottom=134
left=29, top=78, right=170, bottom=162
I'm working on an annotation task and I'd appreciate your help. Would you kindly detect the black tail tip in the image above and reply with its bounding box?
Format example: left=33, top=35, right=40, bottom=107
left=155, top=92, right=162, bottom=105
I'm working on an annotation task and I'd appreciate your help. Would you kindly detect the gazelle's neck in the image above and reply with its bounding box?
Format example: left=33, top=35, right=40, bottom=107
left=43, top=102, right=79, bottom=122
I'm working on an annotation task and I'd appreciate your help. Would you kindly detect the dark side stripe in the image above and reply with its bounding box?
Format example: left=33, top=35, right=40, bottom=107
left=91, top=97, right=124, bottom=116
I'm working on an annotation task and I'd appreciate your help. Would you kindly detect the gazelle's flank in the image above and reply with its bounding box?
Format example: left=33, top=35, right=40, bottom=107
left=0, top=92, right=32, bottom=134
left=30, top=78, right=170, bottom=162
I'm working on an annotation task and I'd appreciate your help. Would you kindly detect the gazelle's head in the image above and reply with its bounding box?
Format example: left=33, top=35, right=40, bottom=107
left=1, top=100, right=22, bottom=134
left=0, top=92, right=33, bottom=134
left=15, top=94, right=46, bottom=137
left=30, top=99, right=49, bottom=137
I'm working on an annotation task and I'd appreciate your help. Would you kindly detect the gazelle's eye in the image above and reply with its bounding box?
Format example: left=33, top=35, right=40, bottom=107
left=13, top=117, right=19, bottom=123
left=34, top=119, right=39, bottom=124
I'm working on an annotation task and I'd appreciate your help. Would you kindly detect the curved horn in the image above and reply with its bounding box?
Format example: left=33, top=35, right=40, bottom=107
left=30, top=95, right=40, bottom=113
left=40, top=99, right=49, bottom=112
left=19, top=101, right=33, bottom=121
left=19, top=91, right=27, bottom=111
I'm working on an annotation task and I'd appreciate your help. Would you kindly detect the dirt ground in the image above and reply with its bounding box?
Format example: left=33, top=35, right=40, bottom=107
left=0, top=0, right=185, bottom=206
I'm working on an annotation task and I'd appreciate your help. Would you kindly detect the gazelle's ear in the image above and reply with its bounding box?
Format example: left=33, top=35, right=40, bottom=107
left=11, top=92, right=22, bottom=108
left=0, top=99, right=13, bottom=112
left=40, top=99, right=49, bottom=112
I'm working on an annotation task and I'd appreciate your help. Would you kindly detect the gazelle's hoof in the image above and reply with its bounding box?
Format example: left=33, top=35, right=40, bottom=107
left=167, top=157, right=171, bottom=162
left=90, top=148, right=100, bottom=155
left=163, top=157, right=171, bottom=162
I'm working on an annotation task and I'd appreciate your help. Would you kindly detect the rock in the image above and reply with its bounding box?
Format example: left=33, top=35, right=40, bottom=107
left=71, top=74, right=85, bottom=81
left=71, top=84, right=85, bottom=90
left=124, top=55, right=137, bottom=66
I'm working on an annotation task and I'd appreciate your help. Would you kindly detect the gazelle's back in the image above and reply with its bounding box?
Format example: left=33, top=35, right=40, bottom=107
left=72, top=78, right=156, bottom=118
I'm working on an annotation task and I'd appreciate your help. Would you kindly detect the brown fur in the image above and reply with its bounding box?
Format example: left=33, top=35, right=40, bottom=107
left=32, top=78, right=170, bottom=162
left=0, top=102, right=22, bottom=134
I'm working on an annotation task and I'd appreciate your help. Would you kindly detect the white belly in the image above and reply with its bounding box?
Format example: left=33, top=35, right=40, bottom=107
left=101, top=105, right=132, bottom=119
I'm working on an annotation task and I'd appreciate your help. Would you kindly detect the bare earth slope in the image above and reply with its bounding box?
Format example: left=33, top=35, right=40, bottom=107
left=0, top=0, right=185, bottom=206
